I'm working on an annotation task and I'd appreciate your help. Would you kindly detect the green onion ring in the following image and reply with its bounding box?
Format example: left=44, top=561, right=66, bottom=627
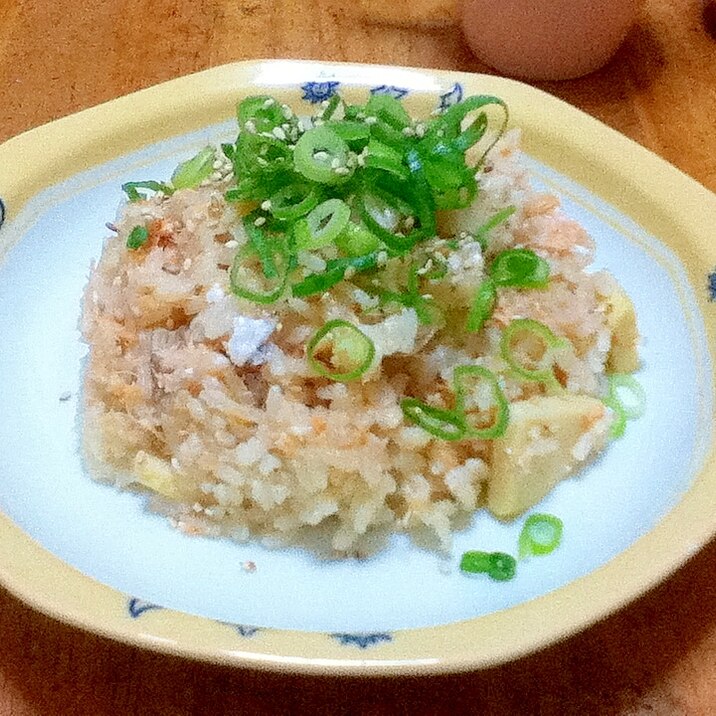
left=452, top=365, right=509, bottom=439
left=400, top=398, right=466, bottom=441
left=294, top=198, right=351, bottom=251
left=460, top=551, right=517, bottom=581
left=126, top=225, right=149, bottom=250
left=306, top=319, right=375, bottom=382
left=269, top=183, right=321, bottom=222
left=229, top=240, right=289, bottom=304
left=490, top=248, right=550, bottom=288
left=294, top=126, right=353, bottom=184
left=607, top=373, right=646, bottom=420
left=466, top=277, right=497, bottom=333
left=518, top=514, right=563, bottom=559
left=500, top=318, right=566, bottom=384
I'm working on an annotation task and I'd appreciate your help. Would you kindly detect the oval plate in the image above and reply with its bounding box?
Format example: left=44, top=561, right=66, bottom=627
left=0, top=60, right=715, bottom=676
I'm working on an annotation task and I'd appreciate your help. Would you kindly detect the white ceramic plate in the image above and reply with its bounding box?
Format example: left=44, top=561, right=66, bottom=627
left=0, top=60, right=715, bottom=675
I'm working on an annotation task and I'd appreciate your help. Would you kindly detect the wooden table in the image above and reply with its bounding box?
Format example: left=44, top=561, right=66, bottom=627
left=1, top=1, right=715, bottom=713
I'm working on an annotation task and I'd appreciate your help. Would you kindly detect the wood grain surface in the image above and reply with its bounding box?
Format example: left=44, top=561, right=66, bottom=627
left=1, top=1, right=716, bottom=713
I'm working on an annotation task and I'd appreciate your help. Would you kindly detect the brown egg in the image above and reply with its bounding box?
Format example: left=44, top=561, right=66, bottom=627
left=460, top=0, right=642, bottom=81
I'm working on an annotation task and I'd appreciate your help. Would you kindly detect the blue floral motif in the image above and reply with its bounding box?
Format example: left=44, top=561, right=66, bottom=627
left=438, top=83, right=464, bottom=112
left=234, top=624, right=261, bottom=638
left=0, top=197, right=5, bottom=230
left=127, top=597, right=163, bottom=618
left=708, top=271, right=716, bottom=301
left=331, top=632, right=393, bottom=649
left=301, top=81, right=341, bottom=104
left=370, top=85, right=409, bottom=100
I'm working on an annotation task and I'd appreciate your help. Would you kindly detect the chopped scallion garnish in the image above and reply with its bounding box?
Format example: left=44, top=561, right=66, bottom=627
left=500, top=318, right=566, bottom=384
left=452, top=365, right=509, bottom=439
left=126, top=225, right=149, bottom=250
left=490, top=248, right=550, bottom=288
left=466, top=277, right=496, bottom=333
left=294, top=198, right=351, bottom=251
left=518, top=513, right=563, bottom=559
left=400, top=398, right=466, bottom=441
left=306, top=319, right=375, bottom=382
left=171, top=147, right=216, bottom=190
left=460, top=551, right=516, bottom=581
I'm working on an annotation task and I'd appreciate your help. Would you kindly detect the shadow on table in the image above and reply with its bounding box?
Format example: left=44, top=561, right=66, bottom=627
left=2, top=532, right=714, bottom=715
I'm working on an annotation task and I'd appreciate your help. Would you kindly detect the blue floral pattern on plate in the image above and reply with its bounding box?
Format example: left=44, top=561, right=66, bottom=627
left=232, top=624, right=262, bottom=638
left=438, top=83, right=464, bottom=112
left=0, top=197, right=5, bottom=230
left=370, top=85, right=409, bottom=99
left=301, top=81, right=341, bottom=103
left=127, top=597, right=163, bottom=618
left=331, top=632, right=393, bottom=649
left=708, top=271, right=716, bottom=301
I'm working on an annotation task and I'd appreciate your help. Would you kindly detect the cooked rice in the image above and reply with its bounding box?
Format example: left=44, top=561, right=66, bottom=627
left=81, top=130, right=620, bottom=557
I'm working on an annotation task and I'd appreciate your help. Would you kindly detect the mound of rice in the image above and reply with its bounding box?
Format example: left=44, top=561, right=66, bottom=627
left=81, top=130, right=626, bottom=557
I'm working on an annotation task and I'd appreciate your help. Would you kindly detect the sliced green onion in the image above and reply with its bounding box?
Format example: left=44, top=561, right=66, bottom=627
left=490, top=249, right=550, bottom=288
left=171, top=147, right=216, bottom=190
left=365, top=93, right=411, bottom=130
left=237, top=95, right=294, bottom=134
left=326, top=119, right=371, bottom=148
left=518, top=514, right=563, bottom=559
left=292, top=252, right=379, bottom=297
left=430, top=94, right=509, bottom=165
left=126, top=225, right=149, bottom=250
left=335, top=221, right=380, bottom=256
left=453, top=365, right=509, bottom=439
left=500, top=318, right=566, bottom=384
left=466, top=277, right=497, bottom=333
left=294, top=198, right=351, bottom=250
left=122, top=180, right=173, bottom=202
left=319, top=94, right=342, bottom=121
left=357, top=188, right=420, bottom=253
left=603, top=396, right=628, bottom=439
left=607, top=374, right=646, bottom=420
left=363, top=139, right=410, bottom=181
left=400, top=398, right=466, bottom=441
left=268, top=182, right=321, bottom=222
left=460, top=551, right=517, bottom=581
left=294, top=126, right=353, bottom=184
left=306, top=319, right=375, bottom=382
left=243, top=213, right=280, bottom=279
left=474, top=206, right=516, bottom=249
left=229, top=239, right=289, bottom=304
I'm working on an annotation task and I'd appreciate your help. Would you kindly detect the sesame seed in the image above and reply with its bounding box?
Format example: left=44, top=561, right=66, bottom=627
left=334, top=166, right=351, bottom=176
left=254, top=216, right=267, bottom=227
left=212, top=159, right=223, bottom=170
left=331, top=157, right=341, bottom=169
left=402, top=127, right=415, bottom=137
left=225, top=239, right=238, bottom=249
left=256, top=157, right=269, bottom=166
left=282, top=105, right=293, bottom=119
left=263, top=98, right=275, bottom=108
left=364, top=116, right=377, bottom=125
left=244, top=120, right=256, bottom=133
left=343, top=266, right=356, bottom=279
left=260, top=199, right=272, bottom=211
left=272, top=126, right=287, bottom=141
left=414, top=123, right=427, bottom=138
